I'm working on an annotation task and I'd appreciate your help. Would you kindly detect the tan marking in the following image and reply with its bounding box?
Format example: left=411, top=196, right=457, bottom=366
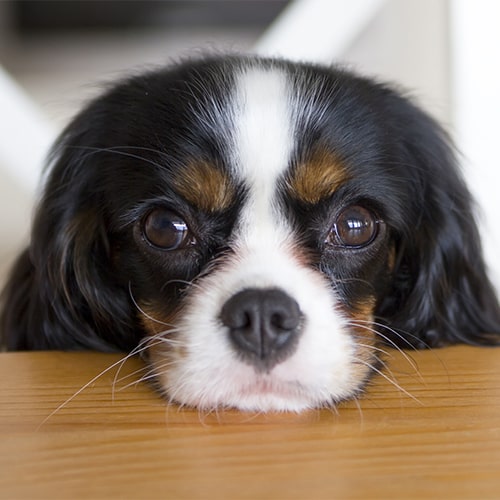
left=173, top=161, right=235, bottom=213
left=340, top=296, right=378, bottom=377
left=350, top=296, right=376, bottom=324
left=138, top=303, right=176, bottom=336
left=387, top=244, right=396, bottom=273
left=288, top=149, right=349, bottom=204
left=138, top=302, right=188, bottom=360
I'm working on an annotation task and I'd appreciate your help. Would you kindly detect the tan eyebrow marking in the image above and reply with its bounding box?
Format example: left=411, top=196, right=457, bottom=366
left=287, top=149, right=350, bottom=204
left=172, top=161, right=236, bottom=213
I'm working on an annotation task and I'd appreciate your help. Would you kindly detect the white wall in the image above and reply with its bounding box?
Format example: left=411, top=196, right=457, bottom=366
left=450, top=0, right=500, bottom=287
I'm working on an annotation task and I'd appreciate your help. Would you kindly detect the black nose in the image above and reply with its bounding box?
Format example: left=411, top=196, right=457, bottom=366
left=220, top=288, right=302, bottom=371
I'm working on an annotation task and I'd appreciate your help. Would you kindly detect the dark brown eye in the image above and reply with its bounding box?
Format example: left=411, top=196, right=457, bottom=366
left=329, top=206, right=379, bottom=248
left=143, top=208, right=191, bottom=250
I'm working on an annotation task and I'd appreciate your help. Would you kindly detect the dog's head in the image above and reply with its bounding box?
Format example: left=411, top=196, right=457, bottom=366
left=2, top=56, right=499, bottom=411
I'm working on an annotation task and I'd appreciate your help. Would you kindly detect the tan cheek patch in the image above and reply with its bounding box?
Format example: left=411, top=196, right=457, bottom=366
left=138, top=305, right=176, bottom=336
left=173, top=161, right=235, bottom=213
left=387, top=243, right=396, bottom=273
left=339, top=296, right=380, bottom=384
left=350, top=297, right=376, bottom=334
left=287, top=149, right=350, bottom=204
left=138, top=302, right=188, bottom=361
left=341, top=296, right=378, bottom=360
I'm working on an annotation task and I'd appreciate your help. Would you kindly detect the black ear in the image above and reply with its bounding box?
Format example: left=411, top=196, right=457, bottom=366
left=1, top=135, right=138, bottom=352
left=378, top=103, right=500, bottom=348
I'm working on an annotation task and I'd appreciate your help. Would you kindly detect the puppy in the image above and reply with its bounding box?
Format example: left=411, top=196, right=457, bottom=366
left=2, top=55, right=499, bottom=412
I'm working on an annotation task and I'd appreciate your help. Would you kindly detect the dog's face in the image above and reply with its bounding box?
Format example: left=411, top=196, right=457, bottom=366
left=2, top=56, right=499, bottom=412
left=118, top=62, right=398, bottom=411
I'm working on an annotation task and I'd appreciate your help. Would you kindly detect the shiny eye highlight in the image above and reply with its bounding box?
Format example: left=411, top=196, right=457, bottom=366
left=328, top=206, right=380, bottom=248
left=143, top=208, right=192, bottom=250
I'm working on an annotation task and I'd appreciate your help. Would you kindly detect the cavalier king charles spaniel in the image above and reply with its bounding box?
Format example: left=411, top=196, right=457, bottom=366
left=2, top=55, right=499, bottom=412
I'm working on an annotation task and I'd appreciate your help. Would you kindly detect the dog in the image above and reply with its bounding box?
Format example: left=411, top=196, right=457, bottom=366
left=2, top=55, right=499, bottom=412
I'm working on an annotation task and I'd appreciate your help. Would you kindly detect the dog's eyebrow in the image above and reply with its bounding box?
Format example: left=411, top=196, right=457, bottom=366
left=286, top=149, right=350, bottom=204
left=172, top=161, right=236, bottom=213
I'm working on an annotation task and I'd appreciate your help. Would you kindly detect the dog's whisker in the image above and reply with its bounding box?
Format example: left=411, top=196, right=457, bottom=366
left=37, top=349, right=147, bottom=430
left=110, top=338, right=158, bottom=401
left=116, top=368, right=166, bottom=392
left=111, top=333, right=186, bottom=391
left=197, top=402, right=221, bottom=425
left=349, top=321, right=421, bottom=372
left=354, top=342, right=393, bottom=358
left=110, top=331, right=181, bottom=394
left=69, top=145, right=167, bottom=170
left=351, top=318, right=420, bottom=348
left=146, top=330, right=183, bottom=344
left=128, top=283, right=177, bottom=328
left=320, top=400, right=340, bottom=418
left=350, top=317, right=418, bottom=351
left=350, top=321, right=426, bottom=385
left=354, top=358, right=422, bottom=405
left=113, top=362, right=151, bottom=386
left=161, top=278, right=202, bottom=293
left=350, top=397, right=364, bottom=427
left=370, top=319, right=433, bottom=350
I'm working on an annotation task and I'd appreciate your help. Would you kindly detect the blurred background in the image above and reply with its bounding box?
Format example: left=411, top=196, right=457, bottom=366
left=0, top=0, right=499, bottom=290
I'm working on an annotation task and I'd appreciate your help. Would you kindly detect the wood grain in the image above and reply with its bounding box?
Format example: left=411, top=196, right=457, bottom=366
left=1, top=346, right=500, bottom=499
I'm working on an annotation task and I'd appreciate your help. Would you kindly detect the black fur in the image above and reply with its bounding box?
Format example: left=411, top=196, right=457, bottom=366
left=1, top=55, right=499, bottom=353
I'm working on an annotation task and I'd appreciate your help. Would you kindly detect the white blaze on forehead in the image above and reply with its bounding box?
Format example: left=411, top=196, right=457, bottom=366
left=232, top=66, right=294, bottom=243
left=233, top=65, right=293, bottom=183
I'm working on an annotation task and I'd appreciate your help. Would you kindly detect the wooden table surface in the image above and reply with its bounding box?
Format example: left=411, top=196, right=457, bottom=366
left=1, top=346, right=500, bottom=499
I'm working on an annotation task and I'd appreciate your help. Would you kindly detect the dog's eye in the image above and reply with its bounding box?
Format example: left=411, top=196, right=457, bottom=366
left=143, top=209, right=191, bottom=250
left=329, top=206, right=379, bottom=248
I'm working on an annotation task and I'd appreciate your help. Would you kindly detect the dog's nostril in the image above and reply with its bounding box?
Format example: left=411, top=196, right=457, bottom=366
left=220, top=288, right=302, bottom=370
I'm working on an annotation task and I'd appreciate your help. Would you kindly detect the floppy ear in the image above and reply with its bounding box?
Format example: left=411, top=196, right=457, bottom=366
left=378, top=105, right=500, bottom=348
left=1, top=137, right=138, bottom=351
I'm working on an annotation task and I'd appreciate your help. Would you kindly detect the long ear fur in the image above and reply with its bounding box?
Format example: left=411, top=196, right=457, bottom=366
left=378, top=101, right=500, bottom=348
left=1, top=127, right=139, bottom=351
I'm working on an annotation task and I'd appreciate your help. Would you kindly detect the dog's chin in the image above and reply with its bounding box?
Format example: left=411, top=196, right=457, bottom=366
left=149, top=361, right=371, bottom=413
left=146, top=331, right=373, bottom=413
left=183, top=384, right=321, bottom=414
left=157, top=370, right=318, bottom=413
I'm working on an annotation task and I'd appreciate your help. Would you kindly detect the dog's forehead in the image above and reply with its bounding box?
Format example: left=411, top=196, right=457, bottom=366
left=232, top=66, right=292, bottom=185
left=171, top=62, right=349, bottom=213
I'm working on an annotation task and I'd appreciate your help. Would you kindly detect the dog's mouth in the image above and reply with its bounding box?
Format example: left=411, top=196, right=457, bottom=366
left=239, top=371, right=306, bottom=397
left=182, top=372, right=319, bottom=413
